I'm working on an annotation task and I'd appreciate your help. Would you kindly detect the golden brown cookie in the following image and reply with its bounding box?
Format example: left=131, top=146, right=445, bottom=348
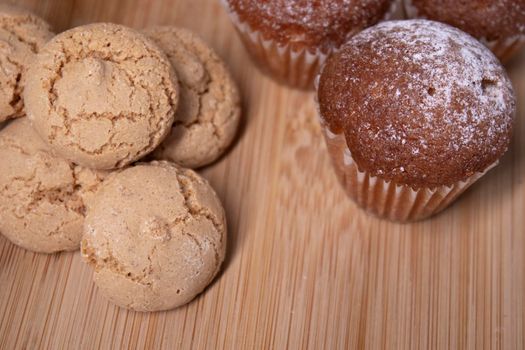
left=24, top=23, right=179, bottom=170
left=145, top=27, right=241, bottom=168
left=81, top=161, right=227, bottom=311
left=0, top=118, right=107, bottom=253
left=0, top=4, right=53, bottom=123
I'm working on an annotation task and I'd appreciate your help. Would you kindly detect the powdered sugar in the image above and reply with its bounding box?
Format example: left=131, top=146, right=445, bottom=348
left=246, top=0, right=362, bottom=28
left=404, top=0, right=525, bottom=41
left=227, top=0, right=393, bottom=49
left=318, top=19, right=515, bottom=187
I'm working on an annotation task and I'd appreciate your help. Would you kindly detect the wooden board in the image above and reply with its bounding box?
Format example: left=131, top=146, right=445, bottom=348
left=1, top=0, right=524, bottom=348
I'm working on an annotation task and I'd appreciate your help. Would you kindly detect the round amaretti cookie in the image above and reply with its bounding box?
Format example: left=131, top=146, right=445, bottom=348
left=221, top=0, right=396, bottom=89
left=0, top=4, right=53, bottom=123
left=317, top=20, right=515, bottom=221
left=0, top=118, right=107, bottom=253
left=144, top=26, right=241, bottom=168
left=24, top=23, right=179, bottom=170
left=81, top=161, right=227, bottom=312
left=403, top=0, right=525, bottom=62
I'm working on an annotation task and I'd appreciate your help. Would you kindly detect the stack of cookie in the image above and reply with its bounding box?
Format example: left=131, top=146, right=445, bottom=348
left=0, top=6, right=240, bottom=312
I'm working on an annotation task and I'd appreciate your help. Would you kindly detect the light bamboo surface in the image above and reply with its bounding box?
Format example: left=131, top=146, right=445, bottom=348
left=0, top=0, right=524, bottom=349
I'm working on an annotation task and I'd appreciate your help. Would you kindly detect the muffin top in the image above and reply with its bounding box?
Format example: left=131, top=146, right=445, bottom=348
left=318, top=20, right=515, bottom=189
left=24, top=23, right=179, bottom=170
left=408, top=0, right=525, bottom=41
left=225, top=0, right=393, bottom=51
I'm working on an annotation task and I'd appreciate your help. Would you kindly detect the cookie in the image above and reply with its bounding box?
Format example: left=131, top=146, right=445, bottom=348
left=81, top=161, right=226, bottom=311
left=0, top=118, right=107, bottom=253
left=145, top=26, right=240, bottom=168
left=0, top=4, right=53, bottom=123
left=24, top=23, right=179, bottom=170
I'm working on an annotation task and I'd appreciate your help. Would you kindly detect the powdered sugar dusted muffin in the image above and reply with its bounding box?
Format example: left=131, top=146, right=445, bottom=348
left=0, top=4, right=53, bottom=123
left=222, top=0, right=396, bottom=89
left=317, top=20, right=515, bottom=221
left=145, top=26, right=241, bottom=168
left=403, top=0, right=525, bottom=62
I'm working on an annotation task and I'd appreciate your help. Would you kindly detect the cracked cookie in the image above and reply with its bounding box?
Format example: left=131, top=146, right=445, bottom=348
left=145, top=26, right=240, bottom=168
left=0, top=4, right=53, bottom=123
left=81, top=161, right=227, bottom=311
left=24, top=23, right=179, bottom=170
left=0, top=118, right=107, bottom=253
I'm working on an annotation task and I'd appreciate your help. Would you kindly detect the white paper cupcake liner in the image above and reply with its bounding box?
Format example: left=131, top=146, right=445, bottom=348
left=402, top=0, right=525, bottom=63
left=321, top=124, right=496, bottom=221
left=221, top=0, right=399, bottom=89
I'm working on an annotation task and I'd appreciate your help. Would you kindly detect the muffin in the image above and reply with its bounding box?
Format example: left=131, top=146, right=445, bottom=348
left=81, top=161, right=226, bottom=311
left=24, top=23, right=179, bottom=170
left=0, top=118, right=107, bottom=253
left=0, top=4, right=53, bottom=123
left=317, top=20, right=515, bottom=221
left=144, top=26, right=241, bottom=168
left=403, top=0, right=525, bottom=63
left=221, top=0, right=396, bottom=89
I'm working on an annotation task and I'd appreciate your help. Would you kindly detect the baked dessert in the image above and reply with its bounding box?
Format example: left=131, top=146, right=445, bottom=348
left=81, top=161, right=226, bottom=311
left=317, top=20, right=515, bottom=221
left=24, top=23, right=179, bottom=170
left=0, top=4, right=53, bottom=123
left=145, top=26, right=241, bottom=168
left=221, top=0, right=396, bottom=89
left=0, top=118, right=106, bottom=253
left=403, top=0, right=525, bottom=63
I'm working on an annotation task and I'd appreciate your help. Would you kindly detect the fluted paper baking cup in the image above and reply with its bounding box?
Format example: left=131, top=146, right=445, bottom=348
left=402, top=0, right=525, bottom=63
left=321, top=124, right=497, bottom=222
left=221, top=0, right=399, bottom=89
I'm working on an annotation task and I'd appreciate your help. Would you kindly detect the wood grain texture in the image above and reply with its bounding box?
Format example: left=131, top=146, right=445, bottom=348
left=0, top=0, right=524, bottom=349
